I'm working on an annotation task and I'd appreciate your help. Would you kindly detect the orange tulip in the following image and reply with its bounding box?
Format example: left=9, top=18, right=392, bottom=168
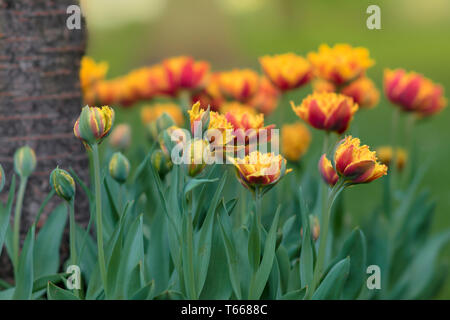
left=384, top=69, right=447, bottom=116
left=259, top=53, right=313, bottom=91
left=308, top=44, right=374, bottom=86
left=318, top=154, right=339, bottom=186
left=334, top=136, right=387, bottom=184
left=281, top=122, right=311, bottom=162
left=291, top=92, right=358, bottom=134
left=249, top=77, right=280, bottom=115
left=229, top=151, right=292, bottom=192
left=218, top=69, right=260, bottom=102
left=341, top=77, right=379, bottom=109
left=162, top=56, right=210, bottom=92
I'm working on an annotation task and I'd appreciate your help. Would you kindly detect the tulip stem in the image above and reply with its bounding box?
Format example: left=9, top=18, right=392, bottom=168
left=67, top=199, right=80, bottom=298
left=12, top=176, right=28, bottom=276
left=92, top=143, right=108, bottom=298
left=310, top=178, right=345, bottom=296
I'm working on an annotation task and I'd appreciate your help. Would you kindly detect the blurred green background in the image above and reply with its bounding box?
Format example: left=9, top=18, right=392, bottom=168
left=81, top=0, right=450, bottom=298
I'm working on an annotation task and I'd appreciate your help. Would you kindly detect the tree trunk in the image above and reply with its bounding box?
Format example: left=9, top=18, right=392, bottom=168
left=0, top=0, right=88, bottom=280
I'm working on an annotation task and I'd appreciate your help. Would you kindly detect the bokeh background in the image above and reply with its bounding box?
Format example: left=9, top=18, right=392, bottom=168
left=79, top=0, right=450, bottom=298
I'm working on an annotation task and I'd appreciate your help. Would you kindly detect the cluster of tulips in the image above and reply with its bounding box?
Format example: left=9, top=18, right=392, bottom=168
left=0, top=43, right=448, bottom=300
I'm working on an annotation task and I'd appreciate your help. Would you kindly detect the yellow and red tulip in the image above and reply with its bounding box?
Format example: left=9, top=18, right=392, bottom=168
left=291, top=92, right=358, bottom=134
left=229, top=151, right=292, bottom=193
left=341, top=77, right=379, bottom=109
left=141, top=103, right=184, bottom=126
left=259, top=53, right=313, bottom=91
left=162, top=56, right=210, bottom=92
left=334, top=136, right=387, bottom=184
left=308, top=44, right=374, bottom=86
left=249, top=77, right=280, bottom=115
left=80, top=56, right=109, bottom=97
left=376, top=146, right=408, bottom=171
left=109, top=124, right=131, bottom=151
left=384, top=68, right=447, bottom=116
left=318, top=154, right=339, bottom=186
left=74, top=105, right=115, bottom=147
left=218, top=69, right=260, bottom=102
left=281, top=122, right=311, bottom=162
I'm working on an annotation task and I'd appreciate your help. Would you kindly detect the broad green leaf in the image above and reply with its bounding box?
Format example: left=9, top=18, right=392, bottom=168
left=33, top=204, right=67, bottom=278
left=218, top=205, right=242, bottom=300
left=12, top=225, right=35, bottom=300
left=47, top=282, right=79, bottom=300
left=280, top=287, right=306, bottom=300
left=183, top=178, right=218, bottom=196
left=248, top=206, right=280, bottom=299
left=195, top=172, right=227, bottom=296
left=0, top=175, right=15, bottom=257
left=131, top=281, right=155, bottom=300
left=298, top=188, right=314, bottom=289
left=312, top=257, right=350, bottom=300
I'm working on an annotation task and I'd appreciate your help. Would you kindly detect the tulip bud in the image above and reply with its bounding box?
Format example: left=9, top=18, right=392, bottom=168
left=50, top=168, right=75, bottom=202
left=0, top=164, right=5, bottom=193
left=14, top=146, right=37, bottom=179
left=145, top=112, right=176, bottom=142
left=109, top=152, right=130, bottom=184
left=74, top=105, right=115, bottom=147
left=300, top=215, right=320, bottom=242
left=109, top=124, right=131, bottom=151
left=187, top=139, right=209, bottom=177
left=151, top=149, right=173, bottom=177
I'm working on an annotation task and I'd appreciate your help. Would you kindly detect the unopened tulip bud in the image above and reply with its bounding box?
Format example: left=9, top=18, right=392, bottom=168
left=0, top=164, right=5, bottom=192
left=151, top=149, right=173, bottom=177
left=14, top=146, right=37, bottom=179
left=300, top=215, right=320, bottom=242
left=109, top=152, right=130, bottom=184
left=50, top=168, right=75, bottom=202
left=74, top=105, right=115, bottom=147
left=187, top=139, right=209, bottom=177
left=109, top=124, right=131, bottom=151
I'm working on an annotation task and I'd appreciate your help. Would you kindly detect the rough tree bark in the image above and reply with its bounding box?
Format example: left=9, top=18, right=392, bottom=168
left=0, top=0, right=88, bottom=280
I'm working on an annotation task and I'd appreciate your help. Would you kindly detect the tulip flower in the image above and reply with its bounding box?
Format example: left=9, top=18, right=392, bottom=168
left=384, top=69, right=447, bottom=116
left=12, top=146, right=37, bottom=271
left=281, top=122, right=311, bottom=162
left=50, top=167, right=78, bottom=288
left=249, top=77, right=280, bottom=115
left=73, top=106, right=114, bottom=295
left=376, top=146, right=408, bottom=171
left=50, top=168, right=76, bottom=202
left=341, top=77, right=379, bottom=109
left=74, top=105, right=115, bottom=148
left=80, top=56, right=109, bottom=97
left=318, top=154, right=339, bottom=186
left=300, top=215, right=320, bottom=242
left=308, top=43, right=374, bottom=86
left=109, top=124, right=131, bottom=151
left=109, top=152, right=131, bottom=184
left=141, top=103, right=184, bottom=126
left=218, top=69, right=260, bottom=102
left=162, top=56, right=210, bottom=92
left=291, top=92, right=358, bottom=134
left=229, top=151, right=292, bottom=195
left=151, top=149, right=173, bottom=178
left=259, top=53, right=313, bottom=91
left=334, top=136, right=388, bottom=184
left=188, top=102, right=233, bottom=147
left=191, top=73, right=225, bottom=112
left=187, top=139, right=210, bottom=177
left=14, top=146, right=37, bottom=179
